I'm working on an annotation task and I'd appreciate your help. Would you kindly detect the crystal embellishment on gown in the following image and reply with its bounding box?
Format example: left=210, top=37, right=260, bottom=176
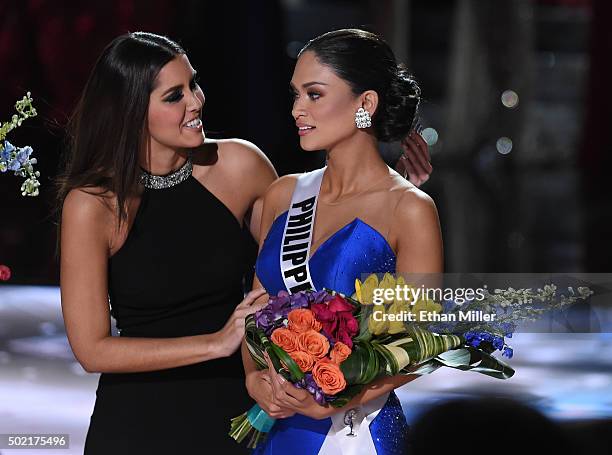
left=139, top=152, right=193, bottom=189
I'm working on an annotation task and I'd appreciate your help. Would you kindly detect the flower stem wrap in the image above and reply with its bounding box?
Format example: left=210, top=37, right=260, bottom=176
left=229, top=404, right=275, bottom=449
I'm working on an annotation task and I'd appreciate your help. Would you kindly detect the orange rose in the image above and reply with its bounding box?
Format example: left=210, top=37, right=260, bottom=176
left=288, top=351, right=316, bottom=373
left=288, top=309, right=322, bottom=333
left=271, top=328, right=299, bottom=353
left=312, top=359, right=347, bottom=395
left=297, top=329, right=330, bottom=360
left=329, top=342, right=352, bottom=364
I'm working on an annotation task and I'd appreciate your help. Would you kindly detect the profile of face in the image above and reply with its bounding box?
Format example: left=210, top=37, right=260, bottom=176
left=147, top=54, right=205, bottom=153
left=290, top=51, right=363, bottom=151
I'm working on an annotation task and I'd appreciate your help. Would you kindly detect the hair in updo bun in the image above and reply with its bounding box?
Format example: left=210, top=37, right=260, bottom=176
left=299, top=28, right=420, bottom=142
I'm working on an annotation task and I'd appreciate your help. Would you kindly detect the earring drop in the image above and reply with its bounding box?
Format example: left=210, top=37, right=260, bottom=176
left=355, top=107, right=372, bottom=129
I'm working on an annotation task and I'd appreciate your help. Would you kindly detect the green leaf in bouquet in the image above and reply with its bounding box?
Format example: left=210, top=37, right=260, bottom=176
left=355, top=304, right=376, bottom=342
left=439, top=347, right=515, bottom=379
left=373, top=342, right=400, bottom=375
left=245, top=315, right=267, bottom=370
left=340, top=341, right=380, bottom=384
left=404, top=359, right=443, bottom=376
left=250, top=327, right=299, bottom=381
left=371, top=325, right=464, bottom=377
left=267, top=343, right=305, bottom=382
left=420, top=347, right=515, bottom=380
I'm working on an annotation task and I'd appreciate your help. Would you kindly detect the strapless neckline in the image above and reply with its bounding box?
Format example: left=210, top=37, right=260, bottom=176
left=271, top=209, right=396, bottom=262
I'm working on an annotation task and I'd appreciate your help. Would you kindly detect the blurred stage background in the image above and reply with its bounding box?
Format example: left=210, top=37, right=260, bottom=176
left=1, top=0, right=611, bottom=453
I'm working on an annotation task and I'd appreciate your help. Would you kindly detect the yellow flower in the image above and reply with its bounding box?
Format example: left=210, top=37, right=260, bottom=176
left=409, top=298, right=442, bottom=322
left=353, top=273, right=380, bottom=305
left=387, top=299, right=411, bottom=334
left=368, top=304, right=389, bottom=335
left=378, top=272, right=396, bottom=301
left=355, top=273, right=443, bottom=335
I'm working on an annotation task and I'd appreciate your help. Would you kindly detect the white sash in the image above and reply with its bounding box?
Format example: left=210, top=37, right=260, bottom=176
left=318, top=392, right=390, bottom=455
left=279, top=168, right=326, bottom=294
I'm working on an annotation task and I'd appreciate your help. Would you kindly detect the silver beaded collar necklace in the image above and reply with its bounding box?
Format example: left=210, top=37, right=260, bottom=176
left=139, top=153, right=193, bottom=189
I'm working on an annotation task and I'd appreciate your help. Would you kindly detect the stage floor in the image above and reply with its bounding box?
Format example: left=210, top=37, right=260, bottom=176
left=1, top=286, right=611, bottom=454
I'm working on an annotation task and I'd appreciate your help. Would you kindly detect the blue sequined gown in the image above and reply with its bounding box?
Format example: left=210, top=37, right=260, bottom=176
left=254, top=210, right=410, bottom=455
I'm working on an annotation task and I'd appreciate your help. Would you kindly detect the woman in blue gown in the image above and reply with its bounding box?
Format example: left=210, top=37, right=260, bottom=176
left=243, top=29, right=443, bottom=454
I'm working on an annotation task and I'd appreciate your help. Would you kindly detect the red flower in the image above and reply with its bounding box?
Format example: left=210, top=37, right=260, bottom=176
left=340, top=311, right=359, bottom=334
left=336, top=311, right=359, bottom=348
left=311, top=303, right=338, bottom=335
left=310, top=295, right=359, bottom=348
left=0, top=265, right=11, bottom=281
left=327, top=295, right=354, bottom=313
left=311, top=303, right=335, bottom=321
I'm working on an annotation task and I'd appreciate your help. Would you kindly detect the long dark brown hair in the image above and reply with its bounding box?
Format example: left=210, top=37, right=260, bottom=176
left=55, top=32, right=185, bottom=252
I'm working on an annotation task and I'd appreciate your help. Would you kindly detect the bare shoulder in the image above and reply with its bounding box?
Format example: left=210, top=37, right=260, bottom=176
left=214, top=138, right=276, bottom=176
left=388, top=174, right=438, bottom=222
left=62, top=187, right=114, bottom=223
left=262, top=173, right=300, bottom=216
left=61, top=187, right=115, bottom=249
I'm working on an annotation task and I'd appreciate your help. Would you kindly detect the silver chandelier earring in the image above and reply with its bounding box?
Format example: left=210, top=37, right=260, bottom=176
left=355, top=107, right=372, bottom=129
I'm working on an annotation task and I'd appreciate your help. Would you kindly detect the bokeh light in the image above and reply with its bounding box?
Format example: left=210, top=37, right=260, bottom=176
left=421, top=127, right=439, bottom=146
left=501, top=90, right=519, bottom=108
left=496, top=137, right=513, bottom=154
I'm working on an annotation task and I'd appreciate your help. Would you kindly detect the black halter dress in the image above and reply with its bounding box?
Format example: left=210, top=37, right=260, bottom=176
left=84, top=157, right=251, bottom=454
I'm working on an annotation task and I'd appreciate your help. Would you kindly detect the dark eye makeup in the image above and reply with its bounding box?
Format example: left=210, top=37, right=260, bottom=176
left=163, top=74, right=200, bottom=103
left=164, top=91, right=184, bottom=103
left=289, top=87, right=321, bottom=101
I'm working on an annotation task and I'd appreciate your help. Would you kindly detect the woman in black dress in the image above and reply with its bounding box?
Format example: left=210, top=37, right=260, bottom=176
left=57, top=32, right=276, bottom=454
left=57, top=32, right=431, bottom=454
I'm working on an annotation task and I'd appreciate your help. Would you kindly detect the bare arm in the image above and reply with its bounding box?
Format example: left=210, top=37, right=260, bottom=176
left=60, top=189, right=265, bottom=374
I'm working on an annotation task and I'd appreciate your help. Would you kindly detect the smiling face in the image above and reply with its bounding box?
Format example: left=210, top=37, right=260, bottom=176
left=290, top=51, right=364, bottom=151
left=147, top=54, right=205, bottom=153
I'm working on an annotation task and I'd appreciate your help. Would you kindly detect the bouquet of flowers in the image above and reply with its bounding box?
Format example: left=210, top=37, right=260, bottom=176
left=229, top=274, right=518, bottom=448
left=0, top=92, right=40, bottom=196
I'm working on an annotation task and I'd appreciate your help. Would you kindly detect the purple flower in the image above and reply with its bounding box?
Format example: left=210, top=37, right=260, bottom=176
left=492, top=336, right=504, bottom=351
left=16, top=146, right=32, bottom=164
left=8, top=159, right=21, bottom=171
left=254, top=290, right=319, bottom=334
left=254, top=310, right=273, bottom=329
left=468, top=337, right=482, bottom=348
left=311, top=290, right=334, bottom=304
left=2, top=141, right=15, bottom=160
left=464, top=330, right=514, bottom=357
left=442, top=299, right=458, bottom=313
left=295, top=373, right=327, bottom=405
left=289, top=292, right=309, bottom=310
